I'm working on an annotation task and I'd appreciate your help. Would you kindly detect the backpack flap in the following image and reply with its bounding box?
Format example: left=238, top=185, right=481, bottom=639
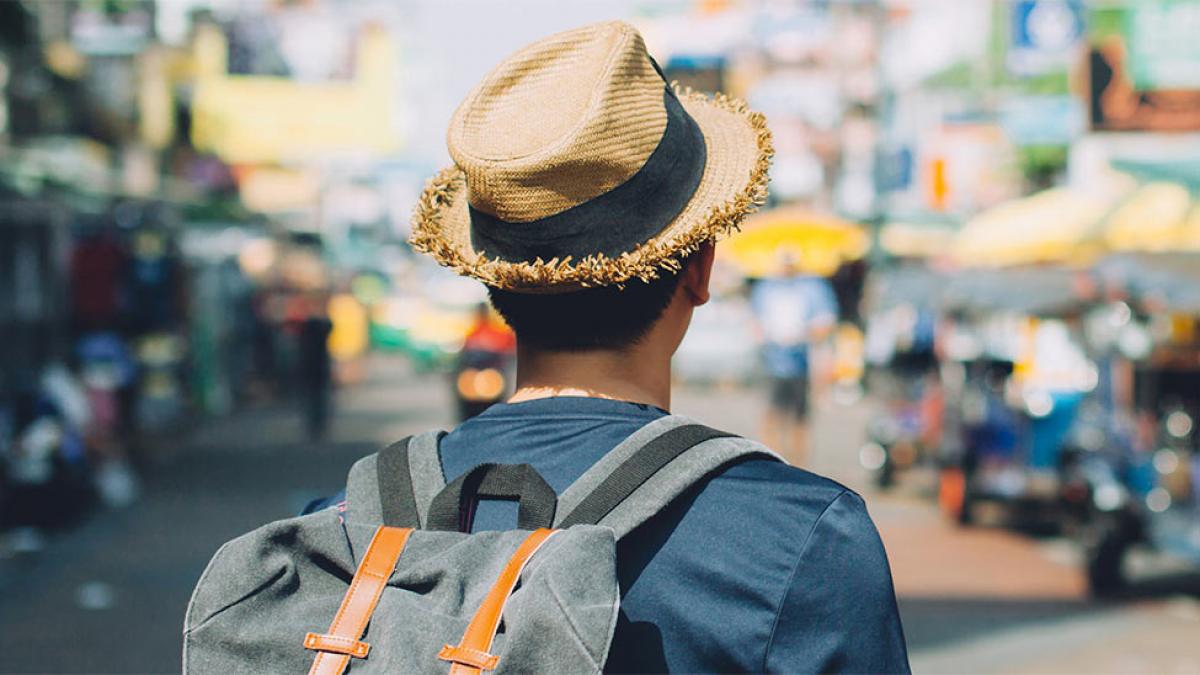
left=184, top=509, right=360, bottom=674
left=334, top=522, right=619, bottom=674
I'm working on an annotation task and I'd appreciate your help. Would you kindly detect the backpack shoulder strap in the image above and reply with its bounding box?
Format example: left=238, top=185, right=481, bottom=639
left=344, top=430, right=446, bottom=529
left=553, top=415, right=781, bottom=538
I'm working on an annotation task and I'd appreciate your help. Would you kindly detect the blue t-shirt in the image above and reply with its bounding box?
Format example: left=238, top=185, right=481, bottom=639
left=313, top=397, right=909, bottom=673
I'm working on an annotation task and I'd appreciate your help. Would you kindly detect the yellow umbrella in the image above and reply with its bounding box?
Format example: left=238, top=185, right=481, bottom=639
left=718, top=207, right=869, bottom=277
left=953, top=188, right=1108, bottom=268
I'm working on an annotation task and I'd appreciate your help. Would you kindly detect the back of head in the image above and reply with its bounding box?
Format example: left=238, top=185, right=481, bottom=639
left=488, top=265, right=687, bottom=352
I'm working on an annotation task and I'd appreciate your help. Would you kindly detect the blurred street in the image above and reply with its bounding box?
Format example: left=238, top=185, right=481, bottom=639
left=2, top=354, right=1198, bottom=673
left=2, top=1, right=1200, bottom=672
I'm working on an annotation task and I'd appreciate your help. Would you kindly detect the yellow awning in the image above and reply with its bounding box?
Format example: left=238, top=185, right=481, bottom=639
left=880, top=221, right=956, bottom=259
left=953, top=188, right=1108, bottom=268
left=1176, top=204, right=1200, bottom=252
left=1103, top=182, right=1196, bottom=253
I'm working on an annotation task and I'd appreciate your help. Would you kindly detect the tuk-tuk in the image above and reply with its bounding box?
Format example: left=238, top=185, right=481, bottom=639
left=936, top=267, right=1094, bottom=528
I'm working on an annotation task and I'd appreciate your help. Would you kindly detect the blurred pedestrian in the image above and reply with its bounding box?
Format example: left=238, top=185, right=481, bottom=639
left=68, top=222, right=126, bottom=336
left=750, top=253, right=838, bottom=466
left=296, top=293, right=333, bottom=440
left=191, top=21, right=908, bottom=674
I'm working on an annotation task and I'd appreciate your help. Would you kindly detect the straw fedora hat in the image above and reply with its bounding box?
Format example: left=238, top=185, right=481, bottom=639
left=410, top=20, right=773, bottom=292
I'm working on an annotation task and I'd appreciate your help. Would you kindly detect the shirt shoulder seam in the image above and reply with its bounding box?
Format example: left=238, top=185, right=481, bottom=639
left=761, top=487, right=852, bottom=671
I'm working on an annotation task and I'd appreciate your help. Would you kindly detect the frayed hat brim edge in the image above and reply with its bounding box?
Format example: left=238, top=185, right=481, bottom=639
left=409, top=86, right=774, bottom=292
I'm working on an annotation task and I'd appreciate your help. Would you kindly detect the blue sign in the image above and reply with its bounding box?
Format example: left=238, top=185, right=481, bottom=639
left=1009, top=1, right=1085, bottom=75
left=876, top=146, right=913, bottom=193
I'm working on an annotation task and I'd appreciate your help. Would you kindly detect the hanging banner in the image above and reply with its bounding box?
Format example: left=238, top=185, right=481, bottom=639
left=1127, top=0, right=1200, bottom=90
left=1089, top=1, right=1200, bottom=132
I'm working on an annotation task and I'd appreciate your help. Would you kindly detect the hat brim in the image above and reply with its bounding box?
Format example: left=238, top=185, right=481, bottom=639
left=410, top=87, right=773, bottom=292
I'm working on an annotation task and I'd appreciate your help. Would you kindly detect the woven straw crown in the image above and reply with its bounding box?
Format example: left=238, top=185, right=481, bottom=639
left=411, top=20, right=774, bottom=292
left=449, top=23, right=666, bottom=223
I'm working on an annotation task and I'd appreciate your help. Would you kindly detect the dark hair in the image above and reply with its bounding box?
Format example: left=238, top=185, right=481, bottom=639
left=487, top=264, right=687, bottom=351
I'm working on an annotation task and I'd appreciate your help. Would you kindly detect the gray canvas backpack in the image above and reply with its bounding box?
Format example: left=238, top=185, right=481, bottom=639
left=184, top=415, right=778, bottom=674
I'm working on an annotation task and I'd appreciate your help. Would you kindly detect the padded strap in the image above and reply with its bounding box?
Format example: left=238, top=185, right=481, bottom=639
left=557, top=424, right=734, bottom=528
left=438, top=528, right=559, bottom=674
left=554, top=415, right=779, bottom=538
left=426, top=463, right=557, bottom=532
left=371, top=432, right=446, bottom=528
left=377, top=437, right=420, bottom=527
left=305, top=525, right=413, bottom=675
left=407, top=431, right=447, bottom=525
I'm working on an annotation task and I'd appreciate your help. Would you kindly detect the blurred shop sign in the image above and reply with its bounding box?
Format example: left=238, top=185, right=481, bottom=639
left=190, top=24, right=401, bottom=163
left=1000, top=95, right=1085, bottom=146
left=921, top=124, right=1019, bottom=215
left=1007, top=1, right=1084, bottom=76
left=1089, top=2, right=1200, bottom=132
left=70, top=3, right=152, bottom=56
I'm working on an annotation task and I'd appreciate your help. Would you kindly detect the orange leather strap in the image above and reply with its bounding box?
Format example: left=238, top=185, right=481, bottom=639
left=439, top=528, right=558, bottom=675
left=306, top=525, right=413, bottom=675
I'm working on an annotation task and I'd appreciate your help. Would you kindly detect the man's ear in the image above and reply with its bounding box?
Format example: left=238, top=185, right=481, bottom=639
left=680, top=242, right=715, bottom=307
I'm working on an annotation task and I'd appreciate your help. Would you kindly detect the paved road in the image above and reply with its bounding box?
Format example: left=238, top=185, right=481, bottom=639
left=1, top=355, right=1198, bottom=673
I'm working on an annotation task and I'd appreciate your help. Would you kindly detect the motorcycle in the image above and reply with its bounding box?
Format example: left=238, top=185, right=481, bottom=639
left=452, top=308, right=516, bottom=421
left=1067, top=384, right=1200, bottom=595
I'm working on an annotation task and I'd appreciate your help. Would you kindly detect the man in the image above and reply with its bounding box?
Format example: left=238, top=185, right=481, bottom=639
left=750, top=254, right=838, bottom=466
left=400, top=21, right=908, bottom=673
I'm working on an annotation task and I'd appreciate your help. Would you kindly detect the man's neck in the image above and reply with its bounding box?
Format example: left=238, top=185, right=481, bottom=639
left=508, top=343, right=672, bottom=411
